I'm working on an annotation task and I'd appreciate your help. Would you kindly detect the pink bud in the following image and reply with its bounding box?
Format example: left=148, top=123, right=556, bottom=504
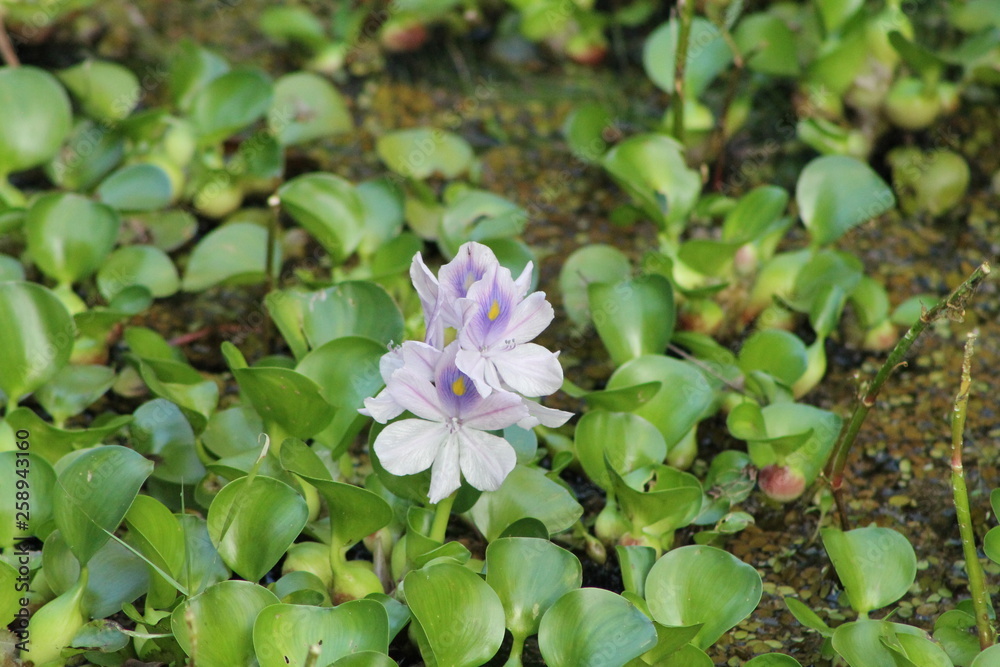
left=758, top=464, right=806, bottom=502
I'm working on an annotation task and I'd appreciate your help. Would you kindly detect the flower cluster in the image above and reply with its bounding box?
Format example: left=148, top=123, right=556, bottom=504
left=361, top=242, right=571, bottom=503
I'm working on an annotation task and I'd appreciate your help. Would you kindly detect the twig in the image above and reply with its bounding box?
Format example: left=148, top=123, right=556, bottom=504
left=950, top=330, right=994, bottom=650
left=824, top=261, right=991, bottom=529
left=0, top=8, right=21, bottom=67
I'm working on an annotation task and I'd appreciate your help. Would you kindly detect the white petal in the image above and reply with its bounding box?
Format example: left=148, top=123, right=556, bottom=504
left=429, top=433, right=462, bottom=503
left=360, top=389, right=404, bottom=423
left=462, top=389, right=529, bottom=431
left=513, top=261, right=534, bottom=297
left=399, top=341, right=442, bottom=379
left=386, top=368, right=446, bottom=422
left=493, top=344, right=564, bottom=397
left=505, top=292, right=554, bottom=344
left=455, top=348, right=493, bottom=398
left=374, top=419, right=448, bottom=476
left=457, top=428, right=517, bottom=493
left=517, top=400, right=573, bottom=428
left=410, top=253, right=443, bottom=347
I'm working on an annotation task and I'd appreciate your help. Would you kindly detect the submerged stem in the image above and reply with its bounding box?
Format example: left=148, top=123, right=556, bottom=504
left=950, top=331, right=995, bottom=650
left=429, top=491, right=457, bottom=543
left=823, top=261, right=991, bottom=529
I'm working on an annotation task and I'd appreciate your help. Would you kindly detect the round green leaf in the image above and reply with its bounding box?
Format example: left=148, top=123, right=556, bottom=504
left=172, top=580, right=279, bottom=667
left=1, top=451, right=55, bottom=546
left=303, top=478, right=392, bottom=550
left=643, top=18, right=733, bottom=97
left=558, top=244, right=631, bottom=328
left=467, top=465, right=583, bottom=542
left=538, top=588, right=657, bottom=667
left=575, top=411, right=667, bottom=491
left=124, top=495, right=185, bottom=585
left=96, top=163, right=174, bottom=212
left=278, top=173, right=365, bottom=263
left=0, top=254, right=24, bottom=281
left=377, top=128, right=474, bottom=180
left=269, top=71, right=351, bottom=146
left=136, top=358, right=219, bottom=433
left=34, top=364, right=115, bottom=426
left=178, top=514, right=230, bottom=596
left=0, top=66, right=72, bottom=175
left=53, top=445, right=153, bottom=566
left=821, top=526, right=916, bottom=616
left=438, top=190, right=526, bottom=259
left=254, top=600, right=389, bottom=667
left=58, top=59, right=139, bottom=122
left=169, top=39, right=230, bottom=111
left=190, top=68, right=274, bottom=145
left=131, top=399, right=206, bottom=484
left=404, top=562, right=506, bottom=667
left=971, top=644, right=1000, bottom=667
left=230, top=363, right=333, bottom=439
left=45, top=119, right=124, bottom=191
left=486, top=538, right=582, bottom=639
left=734, top=14, right=800, bottom=77
left=98, top=245, right=179, bottom=301
left=738, top=330, right=808, bottom=387
left=645, top=545, right=763, bottom=650
left=182, top=221, right=281, bottom=291
left=721, top=185, right=791, bottom=243
left=745, top=654, right=803, bottom=667
left=357, top=177, right=406, bottom=256
left=589, top=274, right=675, bottom=365
left=609, top=464, right=703, bottom=537
left=0, top=560, right=17, bottom=626
left=330, top=652, right=399, bottom=667
left=606, top=355, right=714, bottom=450
left=832, top=620, right=950, bottom=667
left=739, top=402, right=842, bottom=485
left=202, top=406, right=264, bottom=458
left=562, top=103, right=615, bottom=163
left=796, top=155, right=895, bottom=246
left=5, top=407, right=132, bottom=464
left=25, top=193, right=120, bottom=285
left=207, top=475, right=309, bottom=582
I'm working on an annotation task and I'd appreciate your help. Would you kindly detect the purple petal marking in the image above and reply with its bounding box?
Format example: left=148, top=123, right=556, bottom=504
left=461, top=387, right=528, bottom=431
left=385, top=367, right=447, bottom=422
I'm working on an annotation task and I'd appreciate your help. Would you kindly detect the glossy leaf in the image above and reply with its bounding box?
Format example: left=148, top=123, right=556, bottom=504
left=559, top=244, right=631, bottom=327
left=745, top=655, right=804, bottom=667
left=172, top=580, right=279, bottom=667
left=34, top=364, right=116, bottom=425
left=25, top=193, right=120, bottom=285
left=0, top=560, right=17, bottom=626
left=0, top=66, right=73, bottom=175
left=5, top=408, right=132, bottom=464
left=643, top=18, right=733, bottom=97
left=53, top=445, right=153, bottom=566
left=562, top=103, right=615, bottom=163
left=486, top=537, right=582, bottom=639
left=124, top=494, right=186, bottom=602
left=589, top=274, right=675, bottom=365
left=377, top=128, right=474, bottom=180
left=832, top=620, right=951, bottom=667
left=736, top=402, right=842, bottom=485
left=404, top=562, right=505, bottom=667
left=971, top=644, right=1000, bottom=667
left=279, top=172, right=365, bottom=263
left=797, top=156, right=895, bottom=246
left=254, top=600, right=389, bottom=667
left=610, top=464, right=703, bottom=537
left=467, top=465, right=583, bottom=542
left=645, top=545, right=763, bottom=649
left=0, top=451, right=55, bottom=545
left=575, top=411, right=667, bottom=490
left=96, top=163, right=174, bottom=211
left=738, top=330, right=808, bottom=387
left=202, top=406, right=264, bottom=458
left=131, top=399, right=206, bottom=484
left=98, top=245, right=180, bottom=300
left=721, top=185, right=791, bottom=243
left=178, top=514, right=230, bottom=596
left=185, top=222, right=280, bottom=291
left=302, top=477, right=392, bottom=549
left=331, top=652, right=399, bottom=667
left=438, top=189, right=526, bottom=259
left=137, top=358, right=219, bottom=433
left=190, top=68, right=273, bottom=145
left=821, top=527, right=916, bottom=616
left=45, top=119, right=124, bottom=191
left=207, top=475, right=309, bottom=582
left=582, top=381, right=662, bottom=412
left=228, top=357, right=333, bottom=439
left=58, top=59, right=139, bottom=121
left=538, top=588, right=657, bottom=667
left=269, top=71, right=351, bottom=145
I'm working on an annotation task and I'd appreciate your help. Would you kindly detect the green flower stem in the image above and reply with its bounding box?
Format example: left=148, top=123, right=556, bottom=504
left=429, top=491, right=457, bottom=543
left=823, top=261, right=991, bottom=529
left=503, top=632, right=526, bottom=667
left=951, top=331, right=995, bottom=650
left=671, top=0, right=696, bottom=141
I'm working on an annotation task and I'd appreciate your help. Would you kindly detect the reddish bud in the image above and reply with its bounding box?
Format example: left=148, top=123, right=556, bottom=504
left=757, top=464, right=806, bottom=502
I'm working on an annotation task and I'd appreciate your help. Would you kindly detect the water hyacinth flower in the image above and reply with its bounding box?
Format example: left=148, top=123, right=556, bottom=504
left=370, top=343, right=528, bottom=503
left=363, top=241, right=571, bottom=501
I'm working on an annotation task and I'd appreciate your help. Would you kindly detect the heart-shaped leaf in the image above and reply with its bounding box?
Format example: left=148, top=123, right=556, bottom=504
left=467, top=465, right=583, bottom=542
left=377, top=128, right=474, bottom=180
left=45, top=119, right=124, bottom=191
left=821, top=527, right=916, bottom=616
left=538, top=588, right=657, bottom=667
left=207, top=475, right=309, bottom=582
left=124, top=494, right=186, bottom=605
left=253, top=600, right=389, bottom=667
left=738, top=330, right=808, bottom=387
left=278, top=173, right=365, bottom=263
left=190, top=68, right=273, bottom=145
left=645, top=544, right=763, bottom=650
left=734, top=14, right=800, bottom=77
left=131, top=399, right=206, bottom=484
left=25, top=193, right=120, bottom=285
left=797, top=156, right=894, bottom=246
left=559, top=244, right=632, bottom=328
left=172, top=580, right=279, bottom=667
left=575, top=411, right=667, bottom=491
left=0, top=66, right=72, bottom=176
left=486, top=537, right=582, bottom=640
left=96, top=163, right=174, bottom=211
left=588, top=274, right=675, bottom=365
left=34, top=364, right=116, bottom=426
left=228, top=360, right=333, bottom=439
left=58, top=59, right=140, bottom=122
left=269, top=71, right=351, bottom=146
left=178, top=514, right=230, bottom=596
left=832, top=620, right=950, bottom=667
left=98, top=245, right=180, bottom=301
left=404, top=562, right=505, bottom=667
left=610, top=463, right=703, bottom=538
left=643, top=18, right=733, bottom=97
left=53, top=445, right=153, bottom=566
left=182, top=220, right=282, bottom=291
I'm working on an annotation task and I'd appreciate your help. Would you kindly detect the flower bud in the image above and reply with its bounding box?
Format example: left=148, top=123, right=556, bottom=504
left=757, top=464, right=806, bottom=502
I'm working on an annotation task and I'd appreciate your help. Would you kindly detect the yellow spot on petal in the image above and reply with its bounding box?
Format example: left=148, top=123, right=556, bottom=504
left=488, top=300, right=501, bottom=321
left=451, top=376, right=466, bottom=396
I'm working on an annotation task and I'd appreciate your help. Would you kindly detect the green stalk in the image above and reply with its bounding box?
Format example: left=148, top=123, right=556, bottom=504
left=0, top=7, right=20, bottom=68
left=503, top=632, right=526, bottom=667
left=671, top=0, right=695, bottom=141
left=951, top=331, right=995, bottom=650
left=429, top=491, right=457, bottom=543
left=823, top=261, right=991, bottom=529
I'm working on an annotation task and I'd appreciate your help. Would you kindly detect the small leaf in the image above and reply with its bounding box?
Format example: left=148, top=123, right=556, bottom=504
left=269, top=71, right=351, bottom=146
left=745, top=655, right=803, bottom=667
left=538, top=588, right=657, bottom=667
left=562, top=103, right=615, bottom=163
left=0, top=66, right=73, bottom=175
left=53, top=445, right=154, bottom=566
left=738, top=330, right=808, bottom=387
left=438, top=190, right=525, bottom=259
left=182, top=221, right=281, bottom=291
left=279, top=173, right=365, bottom=263
left=784, top=597, right=833, bottom=637
left=207, top=476, right=309, bottom=582
left=575, top=411, right=667, bottom=490
left=190, top=68, right=273, bottom=145
left=229, top=362, right=333, bottom=439
left=467, top=466, right=583, bottom=542
left=96, top=163, right=174, bottom=212
left=377, top=128, right=474, bottom=180
left=589, top=274, right=675, bottom=365
left=58, top=59, right=140, bottom=122
left=98, top=245, right=180, bottom=300
left=131, top=399, right=206, bottom=484
left=405, top=562, right=505, bottom=666
left=253, top=600, right=389, bottom=667
left=25, top=193, right=120, bottom=285
left=559, top=244, right=631, bottom=327
left=582, top=381, right=663, bottom=412
left=172, top=581, right=279, bottom=667
left=643, top=18, right=733, bottom=97
left=734, top=14, right=800, bottom=77
left=34, top=364, right=116, bottom=425
left=821, top=526, right=916, bottom=616
left=797, top=156, right=894, bottom=246
left=645, top=545, right=763, bottom=650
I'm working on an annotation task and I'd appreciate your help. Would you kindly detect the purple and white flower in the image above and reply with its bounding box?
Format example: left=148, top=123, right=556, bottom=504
left=360, top=340, right=440, bottom=422
left=370, top=343, right=528, bottom=503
